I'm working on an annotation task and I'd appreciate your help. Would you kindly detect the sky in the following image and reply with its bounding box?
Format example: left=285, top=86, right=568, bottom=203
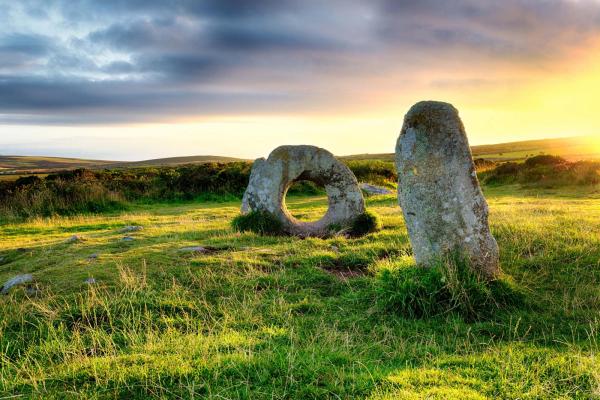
left=1, top=0, right=600, bottom=161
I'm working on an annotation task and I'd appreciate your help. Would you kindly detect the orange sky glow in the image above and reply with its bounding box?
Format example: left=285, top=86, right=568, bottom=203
left=1, top=1, right=600, bottom=160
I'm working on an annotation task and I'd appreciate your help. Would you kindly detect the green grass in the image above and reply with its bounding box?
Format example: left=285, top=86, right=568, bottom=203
left=0, top=187, right=599, bottom=398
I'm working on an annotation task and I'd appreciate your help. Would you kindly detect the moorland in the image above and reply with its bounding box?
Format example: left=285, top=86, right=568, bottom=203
left=0, top=138, right=599, bottom=399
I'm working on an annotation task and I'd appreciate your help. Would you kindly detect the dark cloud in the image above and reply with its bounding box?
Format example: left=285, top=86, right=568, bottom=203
left=206, top=23, right=340, bottom=51
left=88, top=18, right=188, bottom=51
left=377, top=0, right=600, bottom=58
left=187, top=0, right=293, bottom=19
left=56, top=0, right=293, bottom=20
left=136, top=53, right=225, bottom=79
left=0, top=33, right=51, bottom=56
left=1, top=0, right=600, bottom=124
left=0, top=74, right=307, bottom=124
left=0, top=33, right=54, bottom=69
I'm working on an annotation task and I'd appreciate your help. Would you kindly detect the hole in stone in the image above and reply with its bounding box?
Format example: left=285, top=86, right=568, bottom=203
left=284, top=179, right=328, bottom=222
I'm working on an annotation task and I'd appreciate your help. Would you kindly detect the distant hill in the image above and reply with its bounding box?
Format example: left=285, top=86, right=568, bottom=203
left=0, top=156, right=115, bottom=173
left=2, top=136, right=598, bottom=176
left=0, top=155, right=246, bottom=174
left=340, top=136, right=600, bottom=162
left=102, top=155, right=246, bottom=169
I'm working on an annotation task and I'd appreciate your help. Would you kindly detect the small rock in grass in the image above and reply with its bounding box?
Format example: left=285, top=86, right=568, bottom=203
left=119, top=226, right=143, bottom=233
left=84, top=277, right=97, bottom=285
left=359, top=183, right=394, bottom=195
left=1, top=274, right=33, bottom=295
left=66, top=234, right=84, bottom=243
left=16, top=248, right=29, bottom=253
left=331, top=245, right=340, bottom=253
left=87, top=253, right=99, bottom=260
left=121, top=236, right=135, bottom=242
left=178, top=246, right=209, bottom=254
left=0, top=256, right=5, bottom=263
left=25, top=286, right=40, bottom=297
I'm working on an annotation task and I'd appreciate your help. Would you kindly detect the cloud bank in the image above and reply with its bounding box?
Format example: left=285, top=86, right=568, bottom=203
left=1, top=0, right=600, bottom=124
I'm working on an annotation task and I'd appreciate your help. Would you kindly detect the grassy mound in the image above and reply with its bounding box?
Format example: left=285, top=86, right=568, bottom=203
left=375, top=256, right=524, bottom=321
left=231, top=210, right=284, bottom=235
left=349, top=210, right=382, bottom=237
left=233, top=210, right=382, bottom=238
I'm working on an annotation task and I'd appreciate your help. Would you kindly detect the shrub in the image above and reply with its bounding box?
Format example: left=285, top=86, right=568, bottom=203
left=345, top=160, right=397, bottom=188
left=571, top=161, right=600, bottom=185
left=481, top=155, right=600, bottom=187
left=349, top=210, right=382, bottom=237
left=375, top=255, right=524, bottom=321
left=231, top=211, right=283, bottom=235
left=0, top=163, right=253, bottom=220
left=14, top=175, right=42, bottom=187
left=524, top=154, right=566, bottom=168
left=286, top=180, right=325, bottom=195
left=473, top=158, right=496, bottom=171
left=0, top=177, right=126, bottom=220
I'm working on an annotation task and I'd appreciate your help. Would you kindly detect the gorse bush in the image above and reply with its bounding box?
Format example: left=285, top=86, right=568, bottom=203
left=473, top=158, right=497, bottom=171
left=0, top=177, right=126, bottom=219
left=482, top=155, right=600, bottom=187
left=376, top=255, right=524, bottom=321
left=524, top=154, right=567, bottom=168
left=0, top=163, right=252, bottom=220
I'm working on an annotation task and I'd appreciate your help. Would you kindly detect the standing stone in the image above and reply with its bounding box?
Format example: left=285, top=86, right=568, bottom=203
left=395, top=101, right=500, bottom=280
left=241, top=145, right=366, bottom=237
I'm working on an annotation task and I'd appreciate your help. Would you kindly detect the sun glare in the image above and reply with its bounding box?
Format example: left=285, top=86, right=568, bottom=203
left=582, top=136, right=600, bottom=158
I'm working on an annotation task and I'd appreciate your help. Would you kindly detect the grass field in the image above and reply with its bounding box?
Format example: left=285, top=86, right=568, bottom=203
left=1, top=186, right=599, bottom=398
